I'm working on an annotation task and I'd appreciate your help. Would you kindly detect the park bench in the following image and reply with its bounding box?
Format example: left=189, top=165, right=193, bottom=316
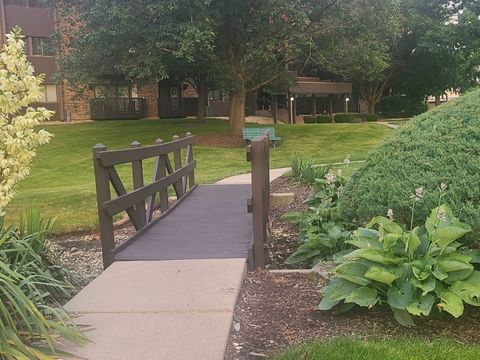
left=242, top=127, right=282, bottom=147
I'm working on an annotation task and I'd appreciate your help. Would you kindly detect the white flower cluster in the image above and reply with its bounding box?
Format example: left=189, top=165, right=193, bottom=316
left=0, top=27, right=53, bottom=215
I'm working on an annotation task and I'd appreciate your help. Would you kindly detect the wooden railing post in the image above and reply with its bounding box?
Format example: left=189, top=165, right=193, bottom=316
left=131, top=141, right=146, bottom=228
left=92, top=143, right=115, bottom=268
left=172, top=135, right=184, bottom=198
left=185, top=132, right=195, bottom=190
left=250, top=136, right=267, bottom=269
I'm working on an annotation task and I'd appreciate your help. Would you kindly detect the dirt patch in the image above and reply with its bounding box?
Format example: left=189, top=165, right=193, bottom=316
left=197, top=134, right=245, bottom=147
left=268, top=176, right=310, bottom=269
left=225, top=271, right=480, bottom=359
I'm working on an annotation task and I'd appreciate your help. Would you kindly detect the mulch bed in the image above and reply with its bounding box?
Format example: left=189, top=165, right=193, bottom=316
left=268, top=176, right=310, bottom=270
left=197, top=134, right=245, bottom=147
left=225, top=271, right=480, bottom=360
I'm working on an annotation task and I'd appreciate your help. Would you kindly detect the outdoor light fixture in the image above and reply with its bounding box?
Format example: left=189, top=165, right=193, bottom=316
left=345, top=96, right=350, bottom=113
left=290, top=96, right=295, bottom=102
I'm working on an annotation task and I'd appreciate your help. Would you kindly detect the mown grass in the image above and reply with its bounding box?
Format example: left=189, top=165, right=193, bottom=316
left=273, top=338, right=480, bottom=360
left=6, top=118, right=391, bottom=232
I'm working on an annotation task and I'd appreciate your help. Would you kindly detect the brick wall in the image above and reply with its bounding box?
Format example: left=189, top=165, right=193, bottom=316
left=62, top=81, right=92, bottom=121
left=138, top=83, right=159, bottom=118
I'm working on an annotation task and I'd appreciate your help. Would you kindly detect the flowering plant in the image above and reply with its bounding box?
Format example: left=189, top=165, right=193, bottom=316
left=319, top=185, right=480, bottom=326
left=0, top=26, right=53, bottom=216
left=283, top=164, right=351, bottom=266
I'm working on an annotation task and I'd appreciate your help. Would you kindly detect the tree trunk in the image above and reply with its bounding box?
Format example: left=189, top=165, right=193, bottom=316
left=367, top=101, right=376, bottom=114
left=435, top=95, right=441, bottom=107
left=196, top=75, right=207, bottom=123
left=228, top=90, right=246, bottom=137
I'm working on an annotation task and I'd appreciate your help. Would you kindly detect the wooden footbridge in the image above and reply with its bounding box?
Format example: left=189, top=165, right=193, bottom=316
left=92, top=132, right=270, bottom=270
left=65, top=133, right=273, bottom=359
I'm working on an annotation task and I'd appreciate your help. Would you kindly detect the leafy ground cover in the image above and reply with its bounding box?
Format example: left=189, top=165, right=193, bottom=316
left=6, top=119, right=390, bottom=232
left=273, top=338, right=480, bottom=360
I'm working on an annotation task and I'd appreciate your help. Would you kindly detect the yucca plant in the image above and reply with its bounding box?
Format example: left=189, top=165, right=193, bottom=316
left=0, top=210, right=86, bottom=359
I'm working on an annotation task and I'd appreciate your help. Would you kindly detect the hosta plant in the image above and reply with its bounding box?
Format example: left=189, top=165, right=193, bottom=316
left=283, top=167, right=351, bottom=267
left=319, top=203, right=480, bottom=326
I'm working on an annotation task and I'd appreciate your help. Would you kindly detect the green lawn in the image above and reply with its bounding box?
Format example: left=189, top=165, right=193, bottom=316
left=273, top=338, right=480, bottom=360
left=6, top=118, right=391, bottom=232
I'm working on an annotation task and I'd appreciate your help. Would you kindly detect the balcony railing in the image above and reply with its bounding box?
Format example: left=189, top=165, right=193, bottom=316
left=90, top=98, right=146, bottom=120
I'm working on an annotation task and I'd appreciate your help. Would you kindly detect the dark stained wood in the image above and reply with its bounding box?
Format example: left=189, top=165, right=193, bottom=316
left=115, top=185, right=252, bottom=261
left=99, top=135, right=197, bottom=167
left=92, top=134, right=197, bottom=268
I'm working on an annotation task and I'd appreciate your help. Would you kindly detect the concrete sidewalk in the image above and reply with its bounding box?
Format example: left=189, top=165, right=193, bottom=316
left=215, top=167, right=290, bottom=185
left=64, top=259, right=246, bottom=359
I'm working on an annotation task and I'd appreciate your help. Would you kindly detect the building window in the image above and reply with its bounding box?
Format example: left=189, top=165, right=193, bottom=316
left=94, top=85, right=130, bottom=98
left=37, top=84, right=57, bottom=103
left=28, top=0, right=47, bottom=7
left=208, top=89, right=229, bottom=101
left=31, top=37, right=54, bottom=56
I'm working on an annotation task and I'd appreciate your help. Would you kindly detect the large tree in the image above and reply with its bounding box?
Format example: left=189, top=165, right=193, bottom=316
left=312, top=0, right=403, bottom=113
left=57, top=0, right=338, bottom=136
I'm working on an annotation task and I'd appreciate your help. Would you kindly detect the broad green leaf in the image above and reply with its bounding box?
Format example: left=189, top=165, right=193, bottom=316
left=285, top=249, right=321, bottom=265
left=434, top=224, right=471, bottom=250
left=384, top=233, right=401, bottom=251
left=348, top=228, right=382, bottom=249
left=334, top=262, right=371, bottom=286
left=437, top=253, right=473, bottom=272
left=460, top=249, right=480, bottom=264
left=451, top=270, right=480, bottom=306
left=391, top=307, right=416, bottom=327
left=411, top=277, right=436, bottom=296
left=364, top=266, right=397, bottom=285
left=444, top=268, right=474, bottom=284
left=387, top=281, right=415, bottom=310
left=425, top=204, right=456, bottom=235
left=406, top=294, right=435, bottom=316
left=432, top=266, right=448, bottom=281
left=366, top=216, right=403, bottom=234
left=412, top=266, right=430, bottom=281
left=322, top=278, right=359, bottom=301
left=318, top=297, right=339, bottom=310
left=345, top=248, right=402, bottom=265
left=435, top=284, right=464, bottom=318
left=406, top=228, right=421, bottom=254
left=345, top=287, right=378, bottom=307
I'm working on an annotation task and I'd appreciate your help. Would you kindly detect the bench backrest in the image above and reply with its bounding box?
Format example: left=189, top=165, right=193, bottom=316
left=242, top=127, right=277, bottom=140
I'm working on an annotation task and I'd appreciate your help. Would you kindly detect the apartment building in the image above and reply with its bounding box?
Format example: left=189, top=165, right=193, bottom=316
left=0, top=0, right=65, bottom=119
left=0, top=1, right=355, bottom=122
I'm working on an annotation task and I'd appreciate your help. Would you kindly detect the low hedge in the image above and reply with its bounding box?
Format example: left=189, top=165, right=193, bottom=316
left=359, top=113, right=379, bottom=122
left=316, top=115, right=333, bottom=123
left=334, top=113, right=360, bottom=123
left=339, top=88, right=480, bottom=243
left=303, top=115, right=316, bottom=124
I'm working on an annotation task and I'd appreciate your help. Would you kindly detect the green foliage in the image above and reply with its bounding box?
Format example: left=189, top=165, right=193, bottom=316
left=319, top=203, right=480, bottom=326
left=303, top=116, right=316, bottom=124
left=359, top=113, right=379, bottom=122
left=284, top=167, right=351, bottom=267
left=0, top=210, right=86, bottom=359
left=289, top=157, right=327, bottom=185
left=377, top=96, right=427, bottom=118
left=340, top=89, right=480, bottom=242
left=316, top=115, right=334, bottom=123
left=334, top=113, right=359, bottom=123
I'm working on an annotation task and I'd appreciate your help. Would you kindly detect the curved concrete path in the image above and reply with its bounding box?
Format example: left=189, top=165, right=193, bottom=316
left=215, top=167, right=290, bottom=185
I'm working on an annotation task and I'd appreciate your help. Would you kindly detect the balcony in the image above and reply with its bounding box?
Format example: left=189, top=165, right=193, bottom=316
left=90, top=98, right=146, bottom=120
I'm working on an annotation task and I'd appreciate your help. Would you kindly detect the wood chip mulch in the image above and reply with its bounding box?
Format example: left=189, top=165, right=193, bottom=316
left=268, top=176, right=310, bottom=269
left=225, top=271, right=480, bottom=360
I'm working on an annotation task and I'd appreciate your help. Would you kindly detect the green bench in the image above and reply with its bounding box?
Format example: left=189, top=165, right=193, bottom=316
left=242, top=127, right=282, bottom=148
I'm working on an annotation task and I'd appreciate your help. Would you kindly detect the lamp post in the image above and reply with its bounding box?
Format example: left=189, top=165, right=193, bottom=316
left=345, top=96, right=350, bottom=113
left=290, top=96, right=295, bottom=124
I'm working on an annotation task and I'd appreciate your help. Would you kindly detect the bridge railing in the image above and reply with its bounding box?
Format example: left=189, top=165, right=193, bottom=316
left=246, top=133, right=270, bottom=269
left=92, top=133, right=197, bottom=268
